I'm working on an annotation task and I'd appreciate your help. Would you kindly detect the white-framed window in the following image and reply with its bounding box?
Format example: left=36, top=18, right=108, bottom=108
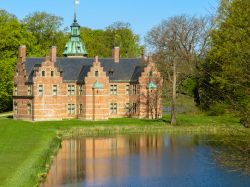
left=149, top=71, right=153, bottom=77
left=95, top=71, right=99, bottom=77
left=79, top=85, right=83, bottom=95
left=132, top=103, right=137, bottom=114
left=14, top=85, right=18, bottom=96
left=126, top=85, right=130, bottom=95
left=52, top=85, right=58, bottom=96
left=14, top=102, right=18, bottom=114
left=27, top=85, right=32, bottom=96
left=125, top=103, right=130, bottom=113
left=38, top=85, right=43, bottom=96
left=110, top=103, right=118, bottom=114
left=110, top=85, right=117, bottom=95
left=27, top=103, right=31, bottom=115
left=42, top=71, right=45, bottom=77
left=132, top=84, right=137, bottom=95
left=67, top=104, right=75, bottom=115
left=67, top=85, right=75, bottom=96
left=79, top=104, right=83, bottom=114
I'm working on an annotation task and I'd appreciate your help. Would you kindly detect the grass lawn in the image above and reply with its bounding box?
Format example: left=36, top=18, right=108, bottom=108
left=0, top=114, right=249, bottom=187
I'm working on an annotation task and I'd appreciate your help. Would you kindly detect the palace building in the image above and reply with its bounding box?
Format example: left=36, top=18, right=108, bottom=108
left=13, top=16, right=162, bottom=121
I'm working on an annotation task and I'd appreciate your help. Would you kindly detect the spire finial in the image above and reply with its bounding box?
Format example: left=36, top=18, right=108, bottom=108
left=74, top=0, right=80, bottom=22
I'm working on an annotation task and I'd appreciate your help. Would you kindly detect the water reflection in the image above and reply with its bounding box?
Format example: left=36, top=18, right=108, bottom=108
left=42, top=134, right=250, bottom=187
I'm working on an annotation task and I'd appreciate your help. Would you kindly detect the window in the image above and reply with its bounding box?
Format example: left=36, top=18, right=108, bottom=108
left=14, top=85, right=18, bottom=96
left=67, top=104, right=75, bottom=115
left=67, top=85, right=75, bottom=96
left=110, top=103, right=118, bottom=114
left=51, top=71, right=54, bottom=77
left=27, top=85, right=32, bottom=96
left=14, top=102, right=18, bottom=114
left=38, top=85, right=43, bottom=96
left=79, top=85, right=83, bottom=95
left=126, top=85, right=130, bottom=95
left=110, top=85, right=117, bottom=95
left=79, top=104, right=83, bottom=114
left=132, top=84, right=137, bottom=95
left=149, top=71, right=153, bottom=77
left=109, top=69, right=114, bottom=76
left=42, top=71, right=45, bottom=77
left=132, top=103, right=137, bottom=114
left=27, top=103, right=31, bottom=115
left=125, top=103, right=130, bottom=113
left=95, top=71, right=99, bottom=77
left=52, top=85, right=58, bottom=96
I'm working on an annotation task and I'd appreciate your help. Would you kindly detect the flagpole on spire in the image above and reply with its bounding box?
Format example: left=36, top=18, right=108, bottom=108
left=74, top=0, right=80, bottom=22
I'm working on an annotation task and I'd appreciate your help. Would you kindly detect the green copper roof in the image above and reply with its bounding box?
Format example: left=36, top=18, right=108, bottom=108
left=63, top=20, right=88, bottom=57
left=147, top=81, right=157, bottom=89
left=93, top=81, right=104, bottom=89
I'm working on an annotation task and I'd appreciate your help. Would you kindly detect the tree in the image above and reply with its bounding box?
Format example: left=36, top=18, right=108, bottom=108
left=80, top=27, right=112, bottom=57
left=79, top=22, right=142, bottom=58
left=202, top=0, right=250, bottom=126
left=106, top=21, right=142, bottom=58
left=146, top=15, right=212, bottom=125
left=22, top=12, right=67, bottom=56
left=0, top=9, right=36, bottom=112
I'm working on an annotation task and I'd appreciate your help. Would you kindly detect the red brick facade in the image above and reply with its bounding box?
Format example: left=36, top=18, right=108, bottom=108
left=13, top=46, right=163, bottom=121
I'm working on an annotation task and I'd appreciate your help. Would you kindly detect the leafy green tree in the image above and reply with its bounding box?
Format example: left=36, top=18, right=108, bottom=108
left=80, top=27, right=112, bottom=57
left=22, top=12, right=67, bottom=56
left=201, top=0, right=250, bottom=126
left=0, top=10, right=36, bottom=112
left=106, top=22, right=141, bottom=58
left=80, top=22, right=142, bottom=58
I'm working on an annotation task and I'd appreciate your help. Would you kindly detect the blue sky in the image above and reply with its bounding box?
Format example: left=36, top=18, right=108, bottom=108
left=1, top=0, right=218, bottom=42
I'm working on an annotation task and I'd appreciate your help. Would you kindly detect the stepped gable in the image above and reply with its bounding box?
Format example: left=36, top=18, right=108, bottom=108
left=25, top=58, right=145, bottom=83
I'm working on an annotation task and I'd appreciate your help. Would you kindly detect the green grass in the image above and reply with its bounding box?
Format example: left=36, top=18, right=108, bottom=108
left=0, top=114, right=249, bottom=187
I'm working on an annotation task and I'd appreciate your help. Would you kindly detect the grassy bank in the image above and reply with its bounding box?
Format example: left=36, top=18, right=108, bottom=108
left=0, top=114, right=249, bottom=187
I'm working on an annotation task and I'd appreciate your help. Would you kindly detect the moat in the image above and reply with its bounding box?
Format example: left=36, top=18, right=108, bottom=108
left=42, top=134, right=250, bottom=187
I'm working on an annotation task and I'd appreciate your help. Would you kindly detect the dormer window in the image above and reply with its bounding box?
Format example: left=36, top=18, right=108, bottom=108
left=109, top=69, right=114, bottom=76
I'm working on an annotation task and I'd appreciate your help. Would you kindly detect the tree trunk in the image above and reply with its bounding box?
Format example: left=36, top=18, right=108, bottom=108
left=171, top=59, right=177, bottom=125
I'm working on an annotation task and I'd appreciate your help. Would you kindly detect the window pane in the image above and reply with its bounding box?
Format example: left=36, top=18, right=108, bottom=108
left=38, top=85, right=43, bottom=96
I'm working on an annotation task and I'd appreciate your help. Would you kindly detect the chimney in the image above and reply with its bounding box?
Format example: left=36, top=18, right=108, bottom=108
left=18, top=45, right=26, bottom=62
left=50, top=46, right=57, bottom=62
left=112, top=47, right=120, bottom=63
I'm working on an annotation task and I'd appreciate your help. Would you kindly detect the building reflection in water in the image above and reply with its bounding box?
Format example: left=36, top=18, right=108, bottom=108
left=41, top=134, right=198, bottom=187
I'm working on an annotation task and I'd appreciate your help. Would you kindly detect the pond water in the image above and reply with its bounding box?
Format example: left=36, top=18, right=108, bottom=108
left=41, top=134, right=250, bottom=187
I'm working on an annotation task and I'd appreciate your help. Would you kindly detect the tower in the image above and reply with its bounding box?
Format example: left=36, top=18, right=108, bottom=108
left=63, top=0, right=88, bottom=57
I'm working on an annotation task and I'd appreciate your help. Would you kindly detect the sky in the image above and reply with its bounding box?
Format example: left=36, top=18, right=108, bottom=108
left=0, top=0, right=218, bottom=43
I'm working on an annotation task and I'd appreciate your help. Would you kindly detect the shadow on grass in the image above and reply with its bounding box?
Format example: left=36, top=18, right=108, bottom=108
left=7, top=115, right=13, bottom=119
